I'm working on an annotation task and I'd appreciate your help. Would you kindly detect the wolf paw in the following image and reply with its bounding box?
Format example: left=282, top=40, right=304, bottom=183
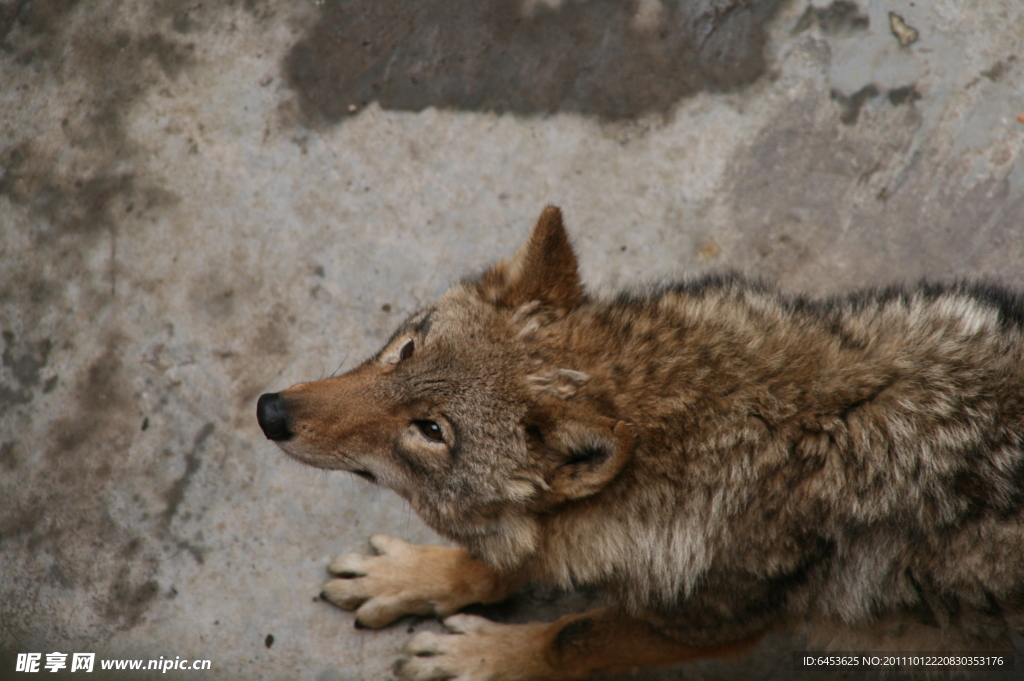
left=322, top=535, right=507, bottom=629
left=395, top=615, right=554, bottom=681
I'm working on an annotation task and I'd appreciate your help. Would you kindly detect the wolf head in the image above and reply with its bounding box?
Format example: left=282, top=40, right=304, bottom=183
left=257, top=207, right=633, bottom=569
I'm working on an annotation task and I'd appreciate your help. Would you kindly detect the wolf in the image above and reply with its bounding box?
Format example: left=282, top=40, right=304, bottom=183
left=257, top=207, right=1024, bottom=680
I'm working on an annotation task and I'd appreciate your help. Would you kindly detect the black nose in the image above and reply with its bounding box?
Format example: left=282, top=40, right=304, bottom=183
left=257, top=393, right=292, bottom=441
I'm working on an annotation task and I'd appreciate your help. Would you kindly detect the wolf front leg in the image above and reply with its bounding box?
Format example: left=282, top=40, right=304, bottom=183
left=397, top=607, right=762, bottom=681
left=321, top=535, right=526, bottom=628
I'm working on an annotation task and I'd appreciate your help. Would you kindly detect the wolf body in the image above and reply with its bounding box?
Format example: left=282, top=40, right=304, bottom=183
left=257, top=207, right=1024, bottom=680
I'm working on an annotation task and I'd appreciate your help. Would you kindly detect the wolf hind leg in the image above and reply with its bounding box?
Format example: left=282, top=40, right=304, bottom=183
left=396, top=607, right=762, bottom=681
left=321, top=534, right=525, bottom=628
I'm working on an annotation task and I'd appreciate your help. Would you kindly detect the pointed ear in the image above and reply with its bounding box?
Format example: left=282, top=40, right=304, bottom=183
left=477, top=206, right=585, bottom=309
left=542, top=417, right=633, bottom=502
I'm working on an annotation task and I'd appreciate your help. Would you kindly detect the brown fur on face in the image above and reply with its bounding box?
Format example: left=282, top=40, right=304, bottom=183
left=261, top=206, right=1024, bottom=672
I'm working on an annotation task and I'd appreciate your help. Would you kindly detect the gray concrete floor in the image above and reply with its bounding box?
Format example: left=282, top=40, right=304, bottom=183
left=2, top=0, right=1024, bottom=679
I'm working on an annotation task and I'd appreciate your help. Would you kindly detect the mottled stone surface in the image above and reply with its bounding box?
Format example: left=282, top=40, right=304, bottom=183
left=2, top=1, right=1023, bottom=679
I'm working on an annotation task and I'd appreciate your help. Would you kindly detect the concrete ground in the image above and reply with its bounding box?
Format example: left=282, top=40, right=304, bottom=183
left=2, top=0, right=1023, bottom=679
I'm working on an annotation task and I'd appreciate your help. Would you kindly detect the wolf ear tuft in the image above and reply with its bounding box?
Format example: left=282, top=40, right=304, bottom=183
left=477, top=206, right=585, bottom=309
left=544, top=418, right=633, bottom=501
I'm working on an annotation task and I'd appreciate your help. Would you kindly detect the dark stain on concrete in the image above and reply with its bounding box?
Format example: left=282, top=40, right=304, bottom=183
left=0, top=1, right=27, bottom=41
left=136, top=31, right=197, bottom=79
left=792, top=0, right=868, bottom=35
left=0, top=328, right=52, bottom=418
left=1, top=0, right=80, bottom=57
left=105, top=565, right=160, bottom=628
left=830, top=83, right=921, bottom=127
left=0, top=141, right=135, bottom=238
left=153, top=0, right=215, bottom=34
left=174, top=539, right=206, bottom=565
left=0, top=1, right=257, bottom=645
left=0, top=494, right=43, bottom=543
left=162, top=422, right=215, bottom=526
left=51, top=338, right=130, bottom=457
left=284, top=0, right=787, bottom=125
left=122, top=537, right=142, bottom=559
left=254, top=318, right=290, bottom=356
left=0, top=329, right=155, bottom=631
left=155, top=0, right=276, bottom=34
left=830, top=83, right=879, bottom=125
left=722, top=94, right=901, bottom=284
left=0, top=441, right=16, bottom=471
left=887, top=84, right=921, bottom=106
left=723, top=90, right=1024, bottom=293
left=1, top=8, right=201, bottom=631
left=2, top=331, right=52, bottom=388
left=0, top=6, right=188, bottom=245
left=196, top=280, right=237, bottom=319
left=981, top=55, right=1017, bottom=82
left=0, top=384, right=32, bottom=418
left=47, top=559, right=74, bottom=588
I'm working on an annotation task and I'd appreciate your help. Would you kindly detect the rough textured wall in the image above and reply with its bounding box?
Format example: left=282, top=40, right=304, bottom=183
left=1, top=1, right=1023, bottom=679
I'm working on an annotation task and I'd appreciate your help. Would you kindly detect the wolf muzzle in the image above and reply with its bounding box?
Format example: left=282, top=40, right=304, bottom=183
left=257, top=392, right=293, bottom=441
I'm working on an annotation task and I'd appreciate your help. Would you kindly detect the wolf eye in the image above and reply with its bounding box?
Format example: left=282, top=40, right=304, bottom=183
left=415, top=420, right=444, bottom=443
left=400, top=340, right=415, bottom=361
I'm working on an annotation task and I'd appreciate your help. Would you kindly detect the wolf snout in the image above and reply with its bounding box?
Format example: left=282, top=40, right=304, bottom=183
left=257, top=392, right=293, bottom=441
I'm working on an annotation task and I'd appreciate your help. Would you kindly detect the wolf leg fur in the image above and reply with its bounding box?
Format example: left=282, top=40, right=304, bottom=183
left=321, top=534, right=525, bottom=628
left=397, top=607, right=762, bottom=681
